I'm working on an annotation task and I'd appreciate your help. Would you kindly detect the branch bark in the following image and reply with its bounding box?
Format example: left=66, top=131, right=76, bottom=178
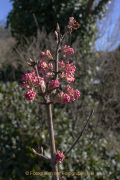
left=86, top=0, right=95, bottom=15
left=46, top=104, right=59, bottom=180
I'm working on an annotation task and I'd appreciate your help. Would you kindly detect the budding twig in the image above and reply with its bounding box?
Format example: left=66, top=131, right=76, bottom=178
left=33, top=65, right=47, bottom=103
left=55, top=25, right=60, bottom=81
left=60, top=32, right=67, bottom=46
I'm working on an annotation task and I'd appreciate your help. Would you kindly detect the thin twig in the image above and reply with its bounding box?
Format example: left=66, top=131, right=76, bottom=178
left=60, top=32, right=67, bottom=46
left=64, top=109, right=94, bottom=157
left=55, top=38, right=59, bottom=80
left=32, top=148, right=51, bottom=162
left=48, top=59, right=56, bottom=63
left=33, top=13, right=40, bottom=31
left=34, top=100, right=53, bottom=105
left=38, top=87, right=59, bottom=96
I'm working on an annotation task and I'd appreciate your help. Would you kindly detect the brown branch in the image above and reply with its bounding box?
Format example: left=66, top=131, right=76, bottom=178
left=86, top=0, right=95, bottom=15
left=38, top=87, right=59, bottom=96
left=60, top=32, right=67, bottom=46
left=32, top=148, right=51, bottom=162
left=55, top=24, right=60, bottom=81
left=64, top=109, right=94, bottom=157
left=46, top=104, right=59, bottom=180
left=34, top=100, right=53, bottom=105
left=48, top=59, right=56, bottom=63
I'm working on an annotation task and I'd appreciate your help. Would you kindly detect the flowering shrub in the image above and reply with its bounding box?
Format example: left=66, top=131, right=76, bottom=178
left=20, top=17, right=90, bottom=180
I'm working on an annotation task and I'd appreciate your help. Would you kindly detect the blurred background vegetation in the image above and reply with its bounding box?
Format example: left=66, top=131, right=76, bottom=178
left=0, top=0, right=120, bottom=179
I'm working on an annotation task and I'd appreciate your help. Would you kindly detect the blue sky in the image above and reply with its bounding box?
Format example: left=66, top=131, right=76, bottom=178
left=0, top=0, right=120, bottom=51
left=0, top=0, right=13, bottom=21
left=95, top=0, right=120, bottom=51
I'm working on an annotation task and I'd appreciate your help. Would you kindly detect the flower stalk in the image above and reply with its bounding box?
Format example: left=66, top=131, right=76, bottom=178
left=46, top=103, right=59, bottom=180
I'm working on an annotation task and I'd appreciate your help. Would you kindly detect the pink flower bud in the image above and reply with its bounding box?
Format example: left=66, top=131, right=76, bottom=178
left=39, top=50, right=53, bottom=63
left=61, top=45, right=74, bottom=58
left=63, top=85, right=80, bottom=101
left=52, top=92, right=70, bottom=104
left=55, top=151, right=65, bottom=163
left=74, top=89, right=81, bottom=99
left=37, top=62, right=48, bottom=75
left=48, top=80, right=59, bottom=90
left=38, top=62, right=53, bottom=75
left=48, top=63, right=53, bottom=71
left=20, top=81, right=29, bottom=88
left=25, top=90, right=36, bottom=101
left=44, top=72, right=54, bottom=83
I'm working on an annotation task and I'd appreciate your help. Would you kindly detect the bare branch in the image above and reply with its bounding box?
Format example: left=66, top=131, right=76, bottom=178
left=32, top=148, right=51, bottom=162
left=64, top=109, right=94, bottom=157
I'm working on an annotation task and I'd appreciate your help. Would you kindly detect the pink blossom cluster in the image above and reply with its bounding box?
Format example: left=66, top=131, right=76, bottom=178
left=37, top=62, right=53, bottom=75
left=21, top=58, right=80, bottom=102
left=37, top=62, right=54, bottom=83
left=59, top=61, right=76, bottom=83
left=21, top=70, right=45, bottom=101
left=21, top=70, right=36, bottom=89
left=21, top=56, right=80, bottom=102
left=52, top=85, right=80, bottom=104
left=55, top=151, right=65, bottom=163
left=61, top=45, right=74, bottom=58
left=63, top=85, right=80, bottom=101
left=25, top=90, right=36, bottom=101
